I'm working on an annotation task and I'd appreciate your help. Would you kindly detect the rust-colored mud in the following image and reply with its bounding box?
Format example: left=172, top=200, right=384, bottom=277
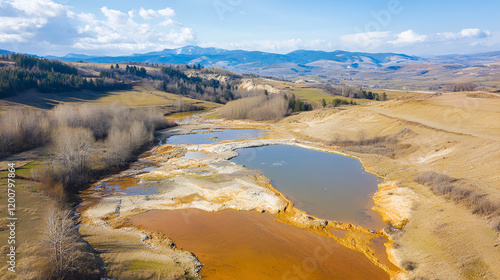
left=129, top=209, right=390, bottom=280
left=371, top=237, right=401, bottom=272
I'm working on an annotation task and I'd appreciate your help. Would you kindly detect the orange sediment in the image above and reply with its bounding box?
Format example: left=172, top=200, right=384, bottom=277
left=129, top=209, right=391, bottom=280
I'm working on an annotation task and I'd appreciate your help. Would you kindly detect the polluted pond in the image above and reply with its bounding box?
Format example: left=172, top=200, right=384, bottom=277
left=79, top=123, right=399, bottom=279
left=231, top=144, right=385, bottom=229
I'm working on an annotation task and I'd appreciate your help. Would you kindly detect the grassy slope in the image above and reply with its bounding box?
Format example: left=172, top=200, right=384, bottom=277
left=291, top=87, right=372, bottom=104
left=0, top=83, right=220, bottom=111
left=248, top=78, right=416, bottom=104
left=0, top=157, right=49, bottom=279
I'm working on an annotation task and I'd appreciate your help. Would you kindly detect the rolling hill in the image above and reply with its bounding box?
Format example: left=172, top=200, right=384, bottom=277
left=4, top=46, right=500, bottom=90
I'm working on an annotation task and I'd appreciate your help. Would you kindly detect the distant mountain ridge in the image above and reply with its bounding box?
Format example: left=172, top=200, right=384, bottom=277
left=4, top=46, right=500, bottom=82
left=40, top=46, right=423, bottom=78
left=50, top=45, right=420, bottom=65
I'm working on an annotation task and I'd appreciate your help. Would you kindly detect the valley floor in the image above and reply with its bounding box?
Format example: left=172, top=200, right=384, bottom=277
left=3, top=90, right=498, bottom=279
left=79, top=91, right=500, bottom=279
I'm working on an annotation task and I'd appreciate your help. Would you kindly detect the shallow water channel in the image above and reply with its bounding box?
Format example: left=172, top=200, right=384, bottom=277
left=231, top=144, right=385, bottom=229
left=165, top=129, right=265, bottom=145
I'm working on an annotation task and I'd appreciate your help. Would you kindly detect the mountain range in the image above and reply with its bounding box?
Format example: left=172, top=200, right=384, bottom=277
left=43, top=46, right=420, bottom=77
left=3, top=46, right=500, bottom=88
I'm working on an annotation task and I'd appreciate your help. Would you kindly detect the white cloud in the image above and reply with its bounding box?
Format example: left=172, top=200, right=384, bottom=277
left=9, top=0, right=65, bottom=17
left=340, top=29, right=493, bottom=53
left=158, top=7, right=175, bottom=17
left=159, top=18, right=178, bottom=27
left=0, top=1, right=197, bottom=55
left=208, top=39, right=334, bottom=54
left=159, top=27, right=195, bottom=45
left=0, top=0, right=64, bottom=44
left=139, top=7, right=158, bottom=20
left=101, top=6, right=129, bottom=25
left=438, top=28, right=492, bottom=40
left=390, top=30, right=427, bottom=45
left=75, top=7, right=195, bottom=52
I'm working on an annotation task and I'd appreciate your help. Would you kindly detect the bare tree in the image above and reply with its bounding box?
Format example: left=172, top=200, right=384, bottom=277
left=54, top=126, right=93, bottom=172
left=129, top=121, right=152, bottom=150
left=53, top=126, right=93, bottom=189
left=106, top=126, right=132, bottom=165
left=247, top=95, right=288, bottom=121
left=0, top=108, right=51, bottom=157
left=41, top=204, right=80, bottom=279
left=218, top=95, right=267, bottom=119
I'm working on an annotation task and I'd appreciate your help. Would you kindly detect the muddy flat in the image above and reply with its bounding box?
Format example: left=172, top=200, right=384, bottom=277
left=129, top=209, right=390, bottom=280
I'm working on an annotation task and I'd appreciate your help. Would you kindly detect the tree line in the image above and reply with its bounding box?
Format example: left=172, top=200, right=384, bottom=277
left=10, top=53, right=78, bottom=75
left=100, top=63, right=240, bottom=104
left=315, top=84, right=387, bottom=100
left=158, top=66, right=238, bottom=103
left=0, top=68, right=129, bottom=98
left=0, top=54, right=130, bottom=98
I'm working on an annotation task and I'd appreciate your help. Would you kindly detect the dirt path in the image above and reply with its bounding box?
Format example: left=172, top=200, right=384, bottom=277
left=365, top=99, right=500, bottom=141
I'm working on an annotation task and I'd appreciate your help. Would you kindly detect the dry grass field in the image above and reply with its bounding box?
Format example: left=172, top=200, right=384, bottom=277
left=272, top=92, right=500, bottom=279
left=0, top=83, right=219, bottom=111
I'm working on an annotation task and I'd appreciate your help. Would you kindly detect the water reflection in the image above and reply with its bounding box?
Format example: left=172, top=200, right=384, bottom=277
left=231, top=145, right=384, bottom=229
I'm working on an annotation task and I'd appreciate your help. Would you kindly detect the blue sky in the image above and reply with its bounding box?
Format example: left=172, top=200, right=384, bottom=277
left=0, top=0, right=499, bottom=56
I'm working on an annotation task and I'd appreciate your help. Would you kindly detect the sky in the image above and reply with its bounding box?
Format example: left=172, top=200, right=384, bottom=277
left=1, top=0, right=499, bottom=57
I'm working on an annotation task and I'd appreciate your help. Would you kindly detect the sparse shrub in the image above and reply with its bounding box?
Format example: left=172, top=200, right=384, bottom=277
left=415, top=171, right=500, bottom=231
left=471, top=198, right=500, bottom=216
left=5, top=103, right=175, bottom=193
left=54, top=126, right=93, bottom=171
left=0, top=108, right=51, bottom=158
left=138, top=107, right=173, bottom=130
left=401, top=260, right=417, bottom=271
left=3, top=103, right=176, bottom=279
left=219, top=94, right=290, bottom=121
left=247, top=95, right=288, bottom=121
left=219, top=95, right=267, bottom=119
left=52, top=126, right=94, bottom=190
left=31, top=163, right=66, bottom=201
left=329, top=128, right=414, bottom=158
left=450, top=82, right=477, bottom=92
left=107, top=127, right=132, bottom=165
left=490, top=217, right=500, bottom=231
left=52, top=104, right=124, bottom=140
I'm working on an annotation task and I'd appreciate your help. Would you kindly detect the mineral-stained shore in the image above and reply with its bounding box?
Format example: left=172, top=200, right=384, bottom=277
left=79, top=122, right=403, bottom=279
